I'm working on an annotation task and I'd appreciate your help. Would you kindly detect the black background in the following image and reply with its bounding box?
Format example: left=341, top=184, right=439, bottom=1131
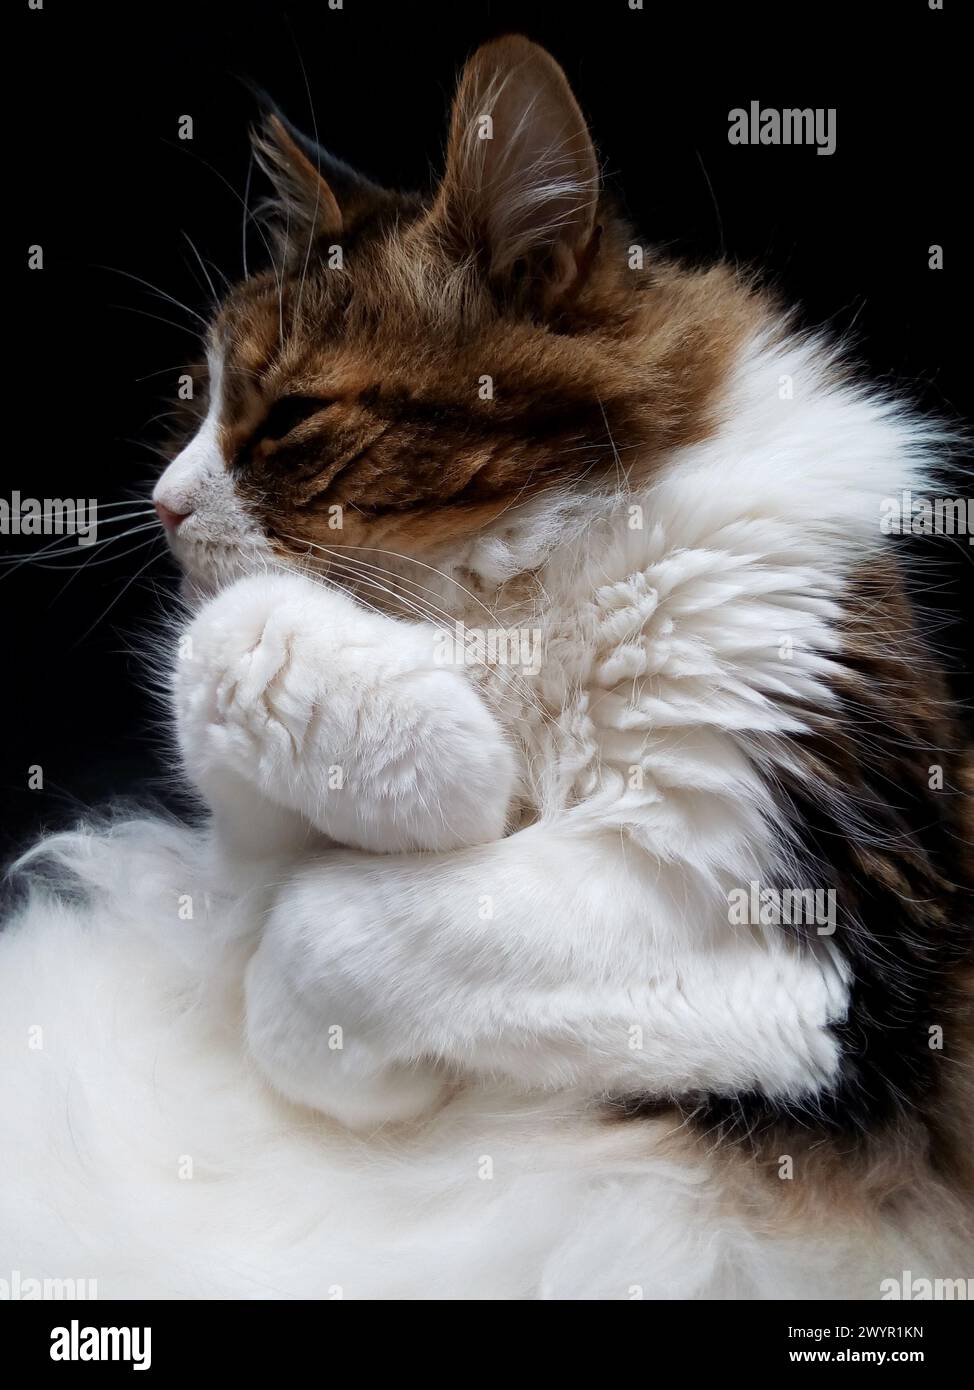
left=6, top=0, right=970, bottom=858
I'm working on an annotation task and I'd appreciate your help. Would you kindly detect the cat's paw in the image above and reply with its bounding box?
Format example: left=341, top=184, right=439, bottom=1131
left=174, top=573, right=353, bottom=802
left=245, top=921, right=451, bottom=1131
left=174, top=571, right=517, bottom=853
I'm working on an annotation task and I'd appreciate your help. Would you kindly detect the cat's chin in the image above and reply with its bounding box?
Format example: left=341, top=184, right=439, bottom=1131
left=169, top=536, right=276, bottom=606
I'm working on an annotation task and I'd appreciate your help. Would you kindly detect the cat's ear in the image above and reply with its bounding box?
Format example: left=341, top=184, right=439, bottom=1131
left=430, top=36, right=600, bottom=302
left=251, top=104, right=392, bottom=244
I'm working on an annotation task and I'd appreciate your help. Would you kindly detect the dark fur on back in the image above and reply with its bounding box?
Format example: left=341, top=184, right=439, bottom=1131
left=661, top=558, right=974, bottom=1185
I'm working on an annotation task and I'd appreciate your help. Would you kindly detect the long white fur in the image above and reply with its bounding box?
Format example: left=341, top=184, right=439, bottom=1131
left=2, top=325, right=960, bottom=1297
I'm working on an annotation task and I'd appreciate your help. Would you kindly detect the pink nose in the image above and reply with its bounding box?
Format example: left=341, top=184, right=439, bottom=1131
left=155, top=500, right=191, bottom=532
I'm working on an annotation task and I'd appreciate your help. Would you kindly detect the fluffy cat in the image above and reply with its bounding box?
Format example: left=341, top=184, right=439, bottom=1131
left=3, top=36, right=972, bottom=1298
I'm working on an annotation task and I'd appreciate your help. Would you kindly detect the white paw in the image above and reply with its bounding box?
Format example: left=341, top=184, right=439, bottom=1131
left=175, top=572, right=356, bottom=797
left=175, top=572, right=518, bottom=854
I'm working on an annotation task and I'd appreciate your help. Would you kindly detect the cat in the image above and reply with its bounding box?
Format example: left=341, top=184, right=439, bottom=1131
left=3, top=35, right=972, bottom=1298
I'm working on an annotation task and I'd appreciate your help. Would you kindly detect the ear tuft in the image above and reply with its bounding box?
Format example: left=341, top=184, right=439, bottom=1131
left=249, top=98, right=394, bottom=249
left=431, top=36, right=600, bottom=299
left=252, top=111, right=343, bottom=240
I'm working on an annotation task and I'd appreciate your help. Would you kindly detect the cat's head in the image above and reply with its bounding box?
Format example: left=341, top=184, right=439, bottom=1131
left=154, top=35, right=749, bottom=597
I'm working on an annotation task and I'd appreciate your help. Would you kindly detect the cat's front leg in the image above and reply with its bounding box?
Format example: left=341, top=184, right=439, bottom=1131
left=174, top=571, right=517, bottom=856
left=244, top=824, right=849, bottom=1130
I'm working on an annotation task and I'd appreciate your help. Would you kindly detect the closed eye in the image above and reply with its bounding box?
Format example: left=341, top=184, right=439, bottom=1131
left=256, top=394, right=333, bottom=442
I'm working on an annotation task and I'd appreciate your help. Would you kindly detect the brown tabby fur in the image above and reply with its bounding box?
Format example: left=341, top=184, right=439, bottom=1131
left=182, top=38, right=764, bottom=565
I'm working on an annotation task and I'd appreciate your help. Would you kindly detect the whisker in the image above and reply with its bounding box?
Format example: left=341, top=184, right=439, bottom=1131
left=55, top=526, right=163, bottom=572
left=286, top=11, right=323, bottom=322
left=72, top=541, right=167, bottom=646
left=180, top=229, right=227, bottom=304
left=97, top=265, right=209, bottom=328
left=110, top=303, right=202, bottom=340
left=52, top=536, right=164, bottom=607
left=134, top=362, right=198, bottom=383
left=141, top=409, right=186, bottom=430
left=241, top=149, right=254, bottom=280
left=74, top=498, right=156, bottom=510
left=280, top=536, right=564, bottom=739
left=120, top=438, right=177, bottom=462
left=305, top=537, right=531, bottom=637
left=0, top=515, right=159, bottom=574
left=307, top=553, right=563, bottom=737
left=163, top=137, right=278, bottom=275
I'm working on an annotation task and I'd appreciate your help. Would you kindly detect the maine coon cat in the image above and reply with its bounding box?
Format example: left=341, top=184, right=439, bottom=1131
left=3, top=36, right=972, bottom=1298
